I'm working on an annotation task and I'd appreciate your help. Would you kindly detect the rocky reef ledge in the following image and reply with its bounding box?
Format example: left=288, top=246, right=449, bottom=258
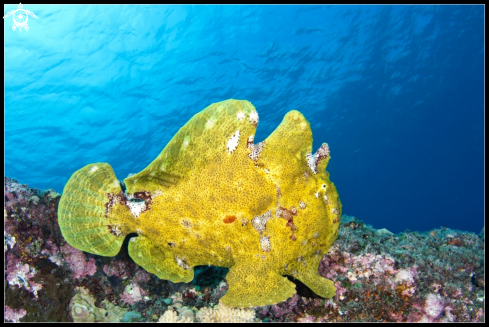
left=4, top=177, right=485, bottom=322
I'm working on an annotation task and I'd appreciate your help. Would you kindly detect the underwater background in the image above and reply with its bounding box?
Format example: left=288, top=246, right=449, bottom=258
left=4, top=5, right=484, bottom=234
left=4, top=5, right=485, bottom=323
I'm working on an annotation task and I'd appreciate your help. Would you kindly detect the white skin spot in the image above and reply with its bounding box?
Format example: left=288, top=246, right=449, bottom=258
left=260, top=236, right=271, bottom=252
left=315, top=192, right=319, bottom=198
left=307, top=153, right=317, bottom=174
left=237, top=111, right=245, bottom=121
left=175, top=256, right=190, bottom=270
left=249, top=110, right=259, bottom=125
left=90, top=166, right=98, bottom=173
left=227, top=129, right=240, bottom=154
left=127, top=201, right=146, bottom=218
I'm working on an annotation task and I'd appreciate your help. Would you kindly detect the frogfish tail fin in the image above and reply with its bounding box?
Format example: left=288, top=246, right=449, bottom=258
left=58, top=163, right=131, bottom=257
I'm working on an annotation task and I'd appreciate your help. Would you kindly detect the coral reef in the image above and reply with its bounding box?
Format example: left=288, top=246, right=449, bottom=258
left=57, top=99, right=341, bottom=308
left=4, top=176, right=485, bottom=322
left=4, top=177, right=74, bottom=322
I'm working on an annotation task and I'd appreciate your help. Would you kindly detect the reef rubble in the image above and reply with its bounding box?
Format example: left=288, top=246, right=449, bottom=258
left=4, top=177, right=485, bottom=322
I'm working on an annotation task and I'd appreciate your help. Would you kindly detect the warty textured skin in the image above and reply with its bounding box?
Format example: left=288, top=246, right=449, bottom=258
left=58, top=99, right=341, bottom=308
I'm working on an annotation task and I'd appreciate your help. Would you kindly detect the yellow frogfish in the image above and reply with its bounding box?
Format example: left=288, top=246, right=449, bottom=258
left=58, top=99, right=341, bottom=308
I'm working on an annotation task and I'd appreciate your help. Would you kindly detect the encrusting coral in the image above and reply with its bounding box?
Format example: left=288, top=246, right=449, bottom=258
left=57, top=99, right=342, bottom=308
left=69, top=287, right=127, bottom=322
left=158, top=308, right=194, bottom=323
left=156, top=302, right=258, bottom=323
left=196, top=303, right=258, bottom=322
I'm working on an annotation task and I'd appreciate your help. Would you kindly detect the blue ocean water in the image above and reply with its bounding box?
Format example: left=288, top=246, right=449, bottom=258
left=4, top=5, right=484, bottom=234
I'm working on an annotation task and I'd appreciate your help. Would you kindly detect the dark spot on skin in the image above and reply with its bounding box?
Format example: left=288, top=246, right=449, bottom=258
left=105, top=191, right=127, bottom=218
left=117, top=191, right=127, bottom=205
left=314, top=143, right=330, bottom=166
left=181, top=220, right=192, bottom=228
left=280, top=206, right=298, bottom=233
left=133, top=191, right=152, bottom=213
left=223, top=215, right=237, bottom=224
left=247, top=137, right=254, bottom=149
left=104, top=191, right=128, bottom=218
left=290, top=206, right=297, bottom=215
left=104, top=193, right=114, bottom=218
left=107, top=225, right=122, bottom=236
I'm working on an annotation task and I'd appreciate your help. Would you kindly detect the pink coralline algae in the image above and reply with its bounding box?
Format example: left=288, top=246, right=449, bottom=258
left=103, top=261, right=130, bottom=279
left=6, top=253, right=43, bottom=298
left=423, top=293, right=446, bottom=320
left=134, top=268, right=152, bottom=284
left=4, top=230, right=16, bottom=252
left=4, top=178, right=32, bottom=208
left=319, top=245, right=408, bottom=295
left=120, top=281, right=148, bottom=305
left=271, top=294, right=299, bottom=319
left=334, top=281, right=347, bottom=301
left=60, top=244, right=97, bottom=279
left=40, top=239, right=64, bottom=266
left=4, top=306, right=27, bottom=323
